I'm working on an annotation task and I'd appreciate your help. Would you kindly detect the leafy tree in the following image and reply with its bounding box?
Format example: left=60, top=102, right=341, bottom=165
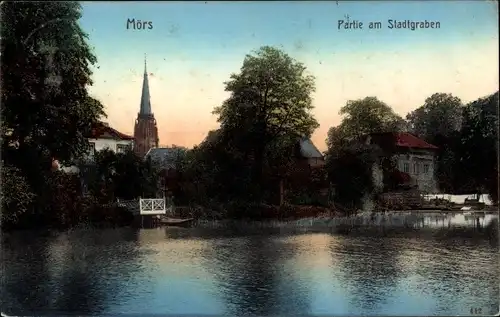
left=406, top=93, right=463, bottom=140
left=1, top=2, right=105, bottom=207
left=327, top=143, right=381, bottom=211
left=331, top=97, right=405, bottom=146
left=84, top=149, right=160, bottom=202
left=115, top=150, right=159, bottom=199
left=405, top=93, right=464, bottom=193
left=180, top=48, right=322, bottom=207
left=42, top=171, right=86, bottom=227
left=85, top=149, right=118, bottom=203
left=195, top=135, right=255, bottom=202
left=213, top=46, right=319, bottom=191
left=325, top=97, right=404, bottom=208
left=459, top=92, right=499, bottom=202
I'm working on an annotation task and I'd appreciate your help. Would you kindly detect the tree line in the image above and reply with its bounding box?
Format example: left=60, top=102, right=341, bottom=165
left=1, top=2, right=497, bottom=229
left=325, top=93, right=498, bottom=209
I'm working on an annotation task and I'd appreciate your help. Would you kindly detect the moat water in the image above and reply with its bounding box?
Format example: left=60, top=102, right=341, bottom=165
left=1, top=213, right=498, bottom=316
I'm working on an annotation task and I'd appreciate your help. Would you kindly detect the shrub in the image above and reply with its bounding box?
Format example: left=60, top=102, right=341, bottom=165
left=1, top=165, right=36, bottom=227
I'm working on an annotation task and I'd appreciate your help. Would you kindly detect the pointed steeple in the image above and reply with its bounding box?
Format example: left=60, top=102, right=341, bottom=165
left=139, top=54, right=152, bottom=116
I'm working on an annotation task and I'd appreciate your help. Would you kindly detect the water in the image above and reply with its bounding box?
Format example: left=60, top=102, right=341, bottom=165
left=1, top=213, right=498, bottom=316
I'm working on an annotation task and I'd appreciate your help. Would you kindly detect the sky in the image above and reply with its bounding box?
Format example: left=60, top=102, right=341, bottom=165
left=80, top=1, right=498, bottom=151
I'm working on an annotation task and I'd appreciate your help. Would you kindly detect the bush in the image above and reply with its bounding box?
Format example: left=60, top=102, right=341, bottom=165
left=1, top=165, right=36, bottom=227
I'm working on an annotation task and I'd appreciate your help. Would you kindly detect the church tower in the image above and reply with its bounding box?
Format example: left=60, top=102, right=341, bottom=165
left=133, top=56, right=159, bottom=157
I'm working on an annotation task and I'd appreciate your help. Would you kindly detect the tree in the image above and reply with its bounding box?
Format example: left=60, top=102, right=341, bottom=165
left=326, top=97, right=405, bottom=154
left=325, top=97, right=404, bottom=209
left=334, top=97, right=405, bottom=144
left=325, top=97, right=404, bottom=165
left=213, top=46, right=319, bottom=191
left=406, top=93, right=463, bottom=140
left=186, top=133, right=256, bottom=203
left=1, top=2, right=105, bottom=199
left=84, top=149, right=160, bottom=202
left=459, top=92, right=498, bottom=202
left=405, top=93, right=464, bottom=193
left=327, top=143, right=380, bottom=210
left=114, top=150, right=159, bottom=199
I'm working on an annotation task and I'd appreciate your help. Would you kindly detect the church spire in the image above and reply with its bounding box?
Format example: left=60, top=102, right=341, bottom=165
left=139, top=54, right=152, bottom=116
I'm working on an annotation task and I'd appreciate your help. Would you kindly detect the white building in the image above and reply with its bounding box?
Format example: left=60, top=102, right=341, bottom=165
left=364, top=132, right=439, bottom=193
left=86, top=122, right=134, bottom=160
left=54, top=122, right=134, bottom=173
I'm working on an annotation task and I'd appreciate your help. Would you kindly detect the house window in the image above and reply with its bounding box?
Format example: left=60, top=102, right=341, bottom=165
left=117, top=144, right=129, bottom=153
left=413, top=163, right=419, bottom=174
left=403, top=162, right=410, bottom=173
left=423, top=164, right=430, bottom=174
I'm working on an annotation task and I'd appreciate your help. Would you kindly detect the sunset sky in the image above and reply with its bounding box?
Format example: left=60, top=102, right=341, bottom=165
left=80, top=1, right=498, bottom=151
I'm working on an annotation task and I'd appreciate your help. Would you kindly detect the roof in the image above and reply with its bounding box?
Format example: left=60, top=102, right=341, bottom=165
left=298, top=137, right=324, bottom=158
left=139, top=58, right=152, bottom=116
left=89, top=122, right=134, bottom=140
left=369, top=132, right=438, bottom=150
left=145, top=147, right=187, bottom=169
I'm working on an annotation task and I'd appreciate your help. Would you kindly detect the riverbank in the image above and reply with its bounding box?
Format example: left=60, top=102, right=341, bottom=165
left=174, top=215, right=499, bottom=242
left=2, top=199, right=496, bottom=232
left=0, top=204, right=135, bottom=232
left=173, top=221, right=498, bottom=240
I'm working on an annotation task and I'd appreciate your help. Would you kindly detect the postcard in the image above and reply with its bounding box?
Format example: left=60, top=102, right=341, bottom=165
left=1, top=1, right=498, bottom=316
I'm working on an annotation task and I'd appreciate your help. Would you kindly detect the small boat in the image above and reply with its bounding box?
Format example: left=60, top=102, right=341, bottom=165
left=161, top=217, right=195, bottom=227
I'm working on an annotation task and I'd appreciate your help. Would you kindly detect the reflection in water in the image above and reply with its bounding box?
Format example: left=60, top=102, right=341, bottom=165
left=201, top=235, right=311, bottom=315
left=333, top=237, right=404, bottom=315
left=1, top=215, right=498, bottom=316
left=1, top=229, right=143, bottom=314
left=1, top=232, right=55, bottom=313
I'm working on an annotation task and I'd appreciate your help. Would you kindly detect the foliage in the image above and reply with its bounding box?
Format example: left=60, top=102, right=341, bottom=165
left=324, top=91, right=498, bottom=207
left=1, top=2, right=105, bottom=228
left=40, top=171, right=87, bottom=227
left=212, top=46, right=319, bottom=198
left=429, top=132, right=463, bottom=193
left=405, top=93, right=465, bottom=192
left=175, top=46, right=321, bottom=208
left=214, top=46, right=318, bottom=140
left=327, top=143, right=382, bottom=209
left=287, top=166, right=330, bottom=207
left=325, top=97, right=404, bottom=207
left=331, top=97, right=405, bottom=146
left=458, top=92, right=499, bottom=202
left=404, top=91, right=498, bottom=199
left=83, top=149, right=160, bottom=202
left=1, top=2, right=105, bottom=165
left=177, top=133, right=255, bottom=203
left=0, top=165, right=36, bottom=226
left=406, top=93, right=463, bottom=140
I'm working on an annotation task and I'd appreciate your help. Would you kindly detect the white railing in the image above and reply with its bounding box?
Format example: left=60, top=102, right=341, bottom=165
left=139, top=198, right=166, bottom=215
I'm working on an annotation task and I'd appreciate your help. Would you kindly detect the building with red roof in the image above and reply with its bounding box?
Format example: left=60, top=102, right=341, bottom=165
left=363, top=132, right=439, bottom=193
